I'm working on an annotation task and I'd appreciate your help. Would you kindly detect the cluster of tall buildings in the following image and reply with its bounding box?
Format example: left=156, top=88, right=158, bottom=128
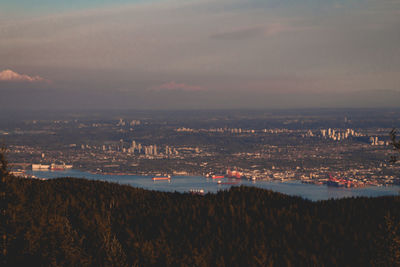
left=116, top=118, right=141, bottom=127
left=127, top=140, right=143, bottom=154
left=129, top=141, right=178, bottom=156
left=143, top=144, right=157, bottom=155
left=164, top=145, right=177, bottom=155
left=81, top=139, right=178, bottom=156
left=320, top=128, right=361, bottom=141
left=369, top=136, right=387, bottom=146
left=129, top=120, right=141, bottom=126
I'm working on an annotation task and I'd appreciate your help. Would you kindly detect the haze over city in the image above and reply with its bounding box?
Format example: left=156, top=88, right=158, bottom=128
left=3, top=2, right=400, bottom=266
left=1, top=0, right=400, bottom=109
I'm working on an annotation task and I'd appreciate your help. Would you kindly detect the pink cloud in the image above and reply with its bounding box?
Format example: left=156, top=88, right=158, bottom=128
left=152, top=81, right=204, bottom=92
left=0, top=69, right=48, bottom=83
left=265, top=23, right=313, bottom=36
left=265, top=23, right=292, bottom=35
left=211, top=23, right=311, bottom=40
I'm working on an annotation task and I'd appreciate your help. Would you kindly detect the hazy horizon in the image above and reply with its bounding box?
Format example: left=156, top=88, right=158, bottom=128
left=1, top=0, right=400, bottom=109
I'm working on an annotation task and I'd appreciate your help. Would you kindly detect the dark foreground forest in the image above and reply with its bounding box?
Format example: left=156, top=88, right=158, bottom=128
left=2, top=175, right=400, bottom=266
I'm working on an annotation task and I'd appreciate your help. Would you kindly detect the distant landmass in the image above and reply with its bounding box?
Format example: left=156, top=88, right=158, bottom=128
left=1, top=87, right=399, bottom=110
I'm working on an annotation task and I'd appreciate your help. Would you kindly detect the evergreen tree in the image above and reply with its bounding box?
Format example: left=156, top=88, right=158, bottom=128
left=0, top=146, right=9, bottom=265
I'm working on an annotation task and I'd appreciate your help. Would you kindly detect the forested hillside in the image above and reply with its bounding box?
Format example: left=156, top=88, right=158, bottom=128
left=3, top=176, right=400, bottom=266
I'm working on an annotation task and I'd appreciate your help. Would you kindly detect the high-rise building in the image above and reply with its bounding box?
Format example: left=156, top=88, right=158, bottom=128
left=117, top=118, right=126, bottom=126
left=131, top=140, right=136, bottom=150
left=119, top=139, right=124, bottom=151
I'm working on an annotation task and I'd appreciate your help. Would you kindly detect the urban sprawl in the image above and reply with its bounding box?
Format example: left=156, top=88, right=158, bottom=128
left=3, top=110, right=400, bottom=187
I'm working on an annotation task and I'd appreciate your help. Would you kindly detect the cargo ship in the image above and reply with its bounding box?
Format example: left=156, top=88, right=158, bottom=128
left=217, top=180, right=239, bottom=185
left=226, top=169, right=244, bottom=179
left=326, top=177, right=346, bottom=187
left=326, top=176, right=361, bottom=188
left=50, top=163, right=73, bottom=171
left=32, top=164, right=50, bottom=170
left=152, top=175, right=171, bottom=181
left=205, top=173, right=225, bottom=179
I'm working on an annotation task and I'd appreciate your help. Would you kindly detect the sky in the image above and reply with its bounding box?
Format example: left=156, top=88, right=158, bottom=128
left=1, top=0, right=399, bottom=109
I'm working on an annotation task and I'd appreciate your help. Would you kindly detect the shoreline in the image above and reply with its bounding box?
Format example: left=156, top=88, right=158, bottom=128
left=26, top=169, right=400, bottom=188
left=18, top=169, right=400, bottom=201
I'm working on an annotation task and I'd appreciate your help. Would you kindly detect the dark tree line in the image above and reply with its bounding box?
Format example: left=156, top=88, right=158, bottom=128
left=2, top=173, right=399, bottom=266
left=1, top=146, right=10, bottom=266
left=390, top=128, right=400, bottom=164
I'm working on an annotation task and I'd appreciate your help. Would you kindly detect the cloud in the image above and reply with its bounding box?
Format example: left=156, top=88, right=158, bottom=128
left=151, top=81, right=204, bottom=92
left=210, top=23, right=301, bottom=40
left=0, top=69, right=47, bottom=83
left=264, top=23, right=298, bottom=35
left=1, top=0, right=400, bottom=109
left=210, top=27, right=266, bottom=40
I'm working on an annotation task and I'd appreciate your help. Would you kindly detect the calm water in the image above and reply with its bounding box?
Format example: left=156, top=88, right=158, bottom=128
left=28, top=170, right=400, bottom=201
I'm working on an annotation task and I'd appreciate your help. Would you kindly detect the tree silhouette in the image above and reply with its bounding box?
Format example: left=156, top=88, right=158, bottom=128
left=389, top=128, right=400, bottom=163
left=0, top=146, right=9, bottom=265
left=0, top=145, right=8, bottom=178
left=384, top=213, right=400, bottom=266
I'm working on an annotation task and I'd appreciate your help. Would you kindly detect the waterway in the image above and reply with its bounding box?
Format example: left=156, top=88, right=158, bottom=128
left=27, top=170, right=400, bottom=201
